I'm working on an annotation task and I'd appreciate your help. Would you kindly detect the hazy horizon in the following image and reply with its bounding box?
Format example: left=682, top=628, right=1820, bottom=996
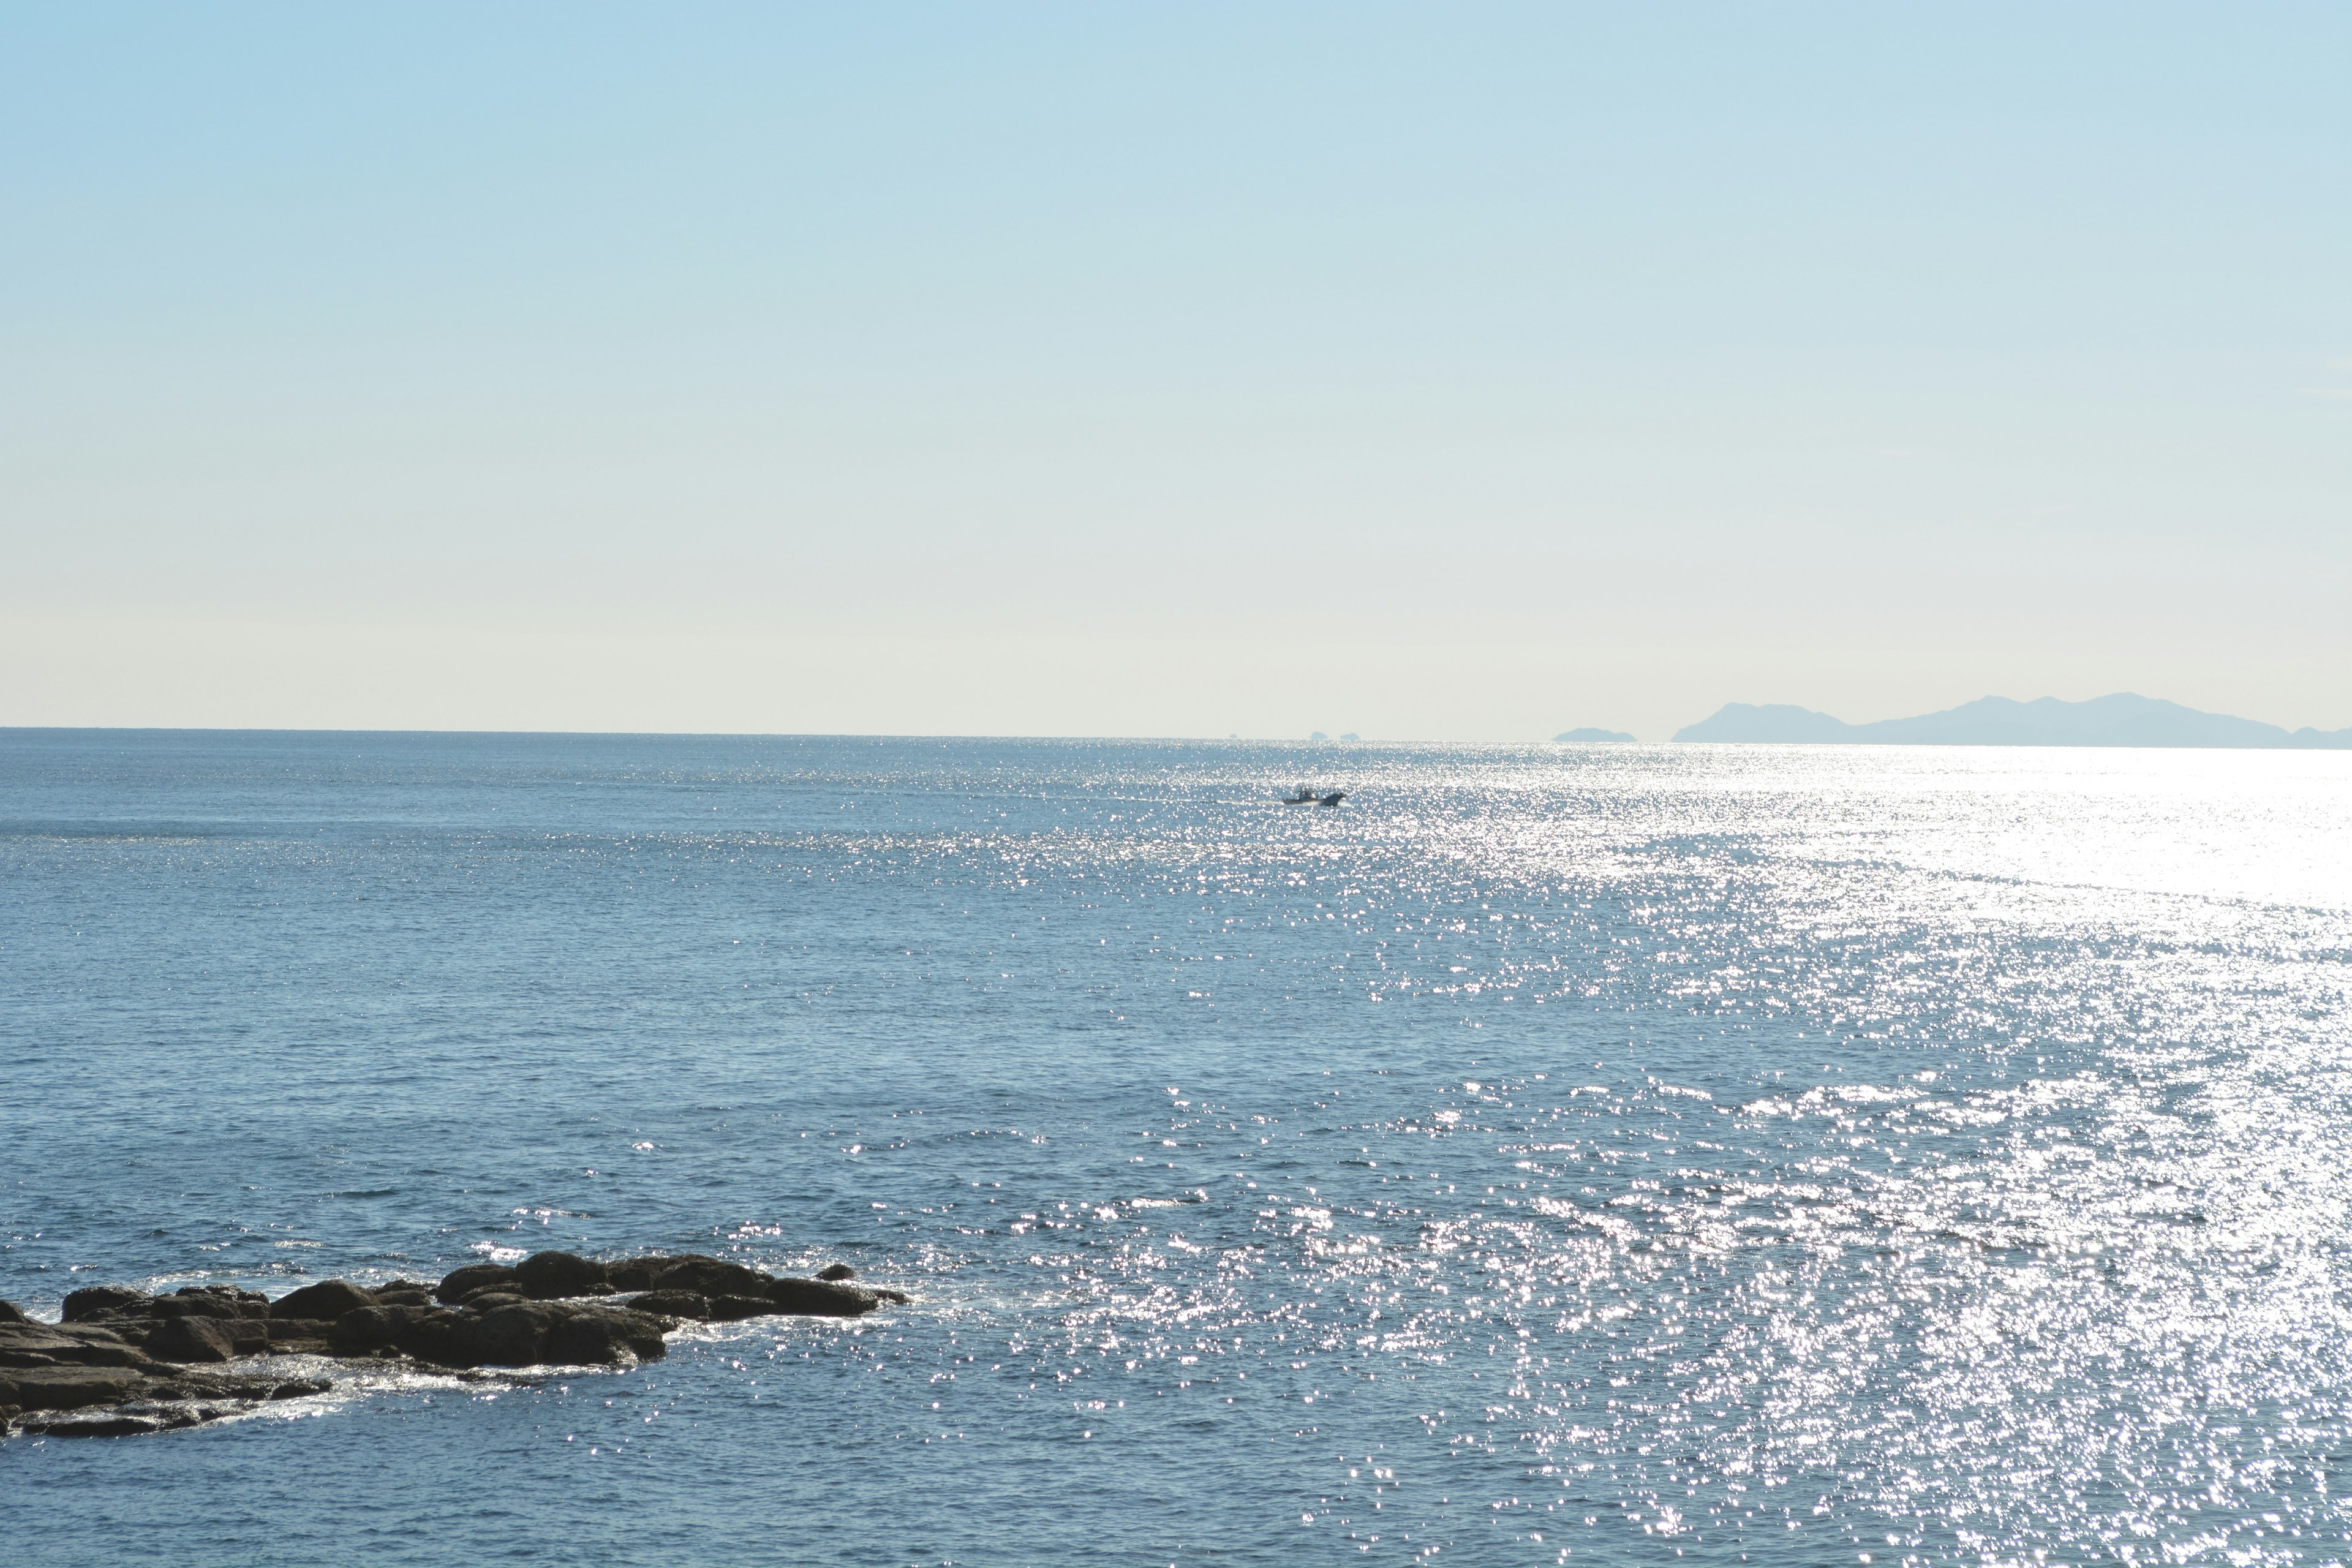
left=8, top=686, right=2351, bottom=747
left=6, top=6, right=2348, bottom=738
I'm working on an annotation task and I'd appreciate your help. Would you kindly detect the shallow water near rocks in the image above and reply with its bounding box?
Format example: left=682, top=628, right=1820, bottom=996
left=6, top=731, right=2352, bottom=1566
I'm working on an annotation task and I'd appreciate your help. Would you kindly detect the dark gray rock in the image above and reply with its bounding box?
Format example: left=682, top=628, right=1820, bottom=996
left=602, top=1257, right=667, bottom=1292
left=24, top=1412, right=170, bottom=1438
left=815, top=1263, right=858, bottom=1281
left=433, top=1262, right=519, bottom=1305
left=62, top=1286, right=149, bottom=1322
left=263, top=1316, right=336, bottom=1344
left=148, top=1294, right=241, bottom=1321
left=0, top=1322, right=154, bottom=1370
left=270, top=1280, right=379, bottom=1322
left=146, top=1315, right=239, bottom=1364
left=0, top=1365, right=145, bottom=1411
left=545, top=1308, right=666, bottom=1365
left=326, top=1305, right=415, bottom=1355
left=650, top=1256, right=781, bottom=1299
left=514, top=1251, right=610, bottom=1300
left=0, top=1299, right=28, bottom=1324
left=458, top=1289, right=530, bottom=1311
left=766, top=1277, right=893, bottom=1317
left=404, top=1310, right=476, bottom=1368
left=706, top=1294, right=778, bottom=1322
left=459, top=1303, right=556, bottom=1367
left=628, top=1289, right=710, bottom=1319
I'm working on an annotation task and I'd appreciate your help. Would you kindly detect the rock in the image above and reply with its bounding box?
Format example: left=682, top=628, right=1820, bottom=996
left=266, top=1317, right=334, bottom=1343
left=629, top=1289, right=710, bottom=1319
left=270, top=1280, right=379, bottom=1322
left=459, top=1289, right=530, bottom=1311
left=602, top=1256, right=667, bottom=1292
left=81, top=1316, right=156, bottom=1352
left=62, top=1285, right=149, bottom=1322
left=433, top=1262, right=518, bottom=1305
left=0, top=1366, right=145, bottom=1411
left=459, top=1303, right=556, bottom=1367
left=0, top=1322, right=153, bottom=1370
left=766, top=1277, right=892, bottom=1317
left=148, top=1294, right=242, bottom=1321
left=147, top=1315, right=240, bottom=1364
left=26, top=1412, right=170, bottom=1438
left=3, top=1323, right=88, bottom=1368
left=545, top=1308, right=666, bottom=1365
left=815, top=1263, right=858, bottom=1281
left=514, top=1251, right=610, bottom=1300
left=0, top=1299, right=28, bottom=1324
left=650, top=1256, right=783, bottom=1299
left=326, top=1306, right=414, bottom=1355
left=183, top=1283, right=270, bottom=1305
left=707, top=1295, right=779, bottom=1322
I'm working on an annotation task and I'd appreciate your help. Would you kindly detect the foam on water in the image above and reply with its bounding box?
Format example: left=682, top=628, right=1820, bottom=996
left=4, top=733, right=2351, bottom=1564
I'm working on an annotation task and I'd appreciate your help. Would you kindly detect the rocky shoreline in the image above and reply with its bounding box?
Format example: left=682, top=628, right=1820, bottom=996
left=1, top=1250, right=907, bottom=1439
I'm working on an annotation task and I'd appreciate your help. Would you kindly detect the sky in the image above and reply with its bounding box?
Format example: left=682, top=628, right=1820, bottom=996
left=3, top=3, right=2347, bottom=740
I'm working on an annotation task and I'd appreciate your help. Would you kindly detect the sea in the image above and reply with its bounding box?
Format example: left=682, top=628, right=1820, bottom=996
left=4, top=730, right=2351, bottom=1566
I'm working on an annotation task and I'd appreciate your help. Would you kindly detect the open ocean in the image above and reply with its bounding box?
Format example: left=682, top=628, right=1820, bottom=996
left=6, top=730, right=2351, bottom=1567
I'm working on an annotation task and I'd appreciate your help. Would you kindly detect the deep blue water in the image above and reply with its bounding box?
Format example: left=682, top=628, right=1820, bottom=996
left=6, top=731, right=2352, bottom=1566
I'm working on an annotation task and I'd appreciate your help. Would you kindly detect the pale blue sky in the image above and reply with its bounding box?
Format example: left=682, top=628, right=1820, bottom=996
left=4, top=4, right=2347, bottom=737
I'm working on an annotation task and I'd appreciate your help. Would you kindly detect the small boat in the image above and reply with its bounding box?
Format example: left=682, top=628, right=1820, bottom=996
left=1281, top=788, right=1349, bottom=806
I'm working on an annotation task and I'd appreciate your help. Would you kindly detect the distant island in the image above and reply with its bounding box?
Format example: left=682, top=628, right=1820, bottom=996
left=1674, top=693, right=2352, bottom=748
left=1555, top=727, right=1637, bottom=742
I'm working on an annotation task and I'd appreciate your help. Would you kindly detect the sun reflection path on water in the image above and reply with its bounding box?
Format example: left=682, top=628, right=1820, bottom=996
left=727, top=746, right=2352, bottom=1563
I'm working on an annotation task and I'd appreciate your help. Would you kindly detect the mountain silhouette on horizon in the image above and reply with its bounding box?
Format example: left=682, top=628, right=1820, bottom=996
left=1673, top=693, right=2352, bottom=748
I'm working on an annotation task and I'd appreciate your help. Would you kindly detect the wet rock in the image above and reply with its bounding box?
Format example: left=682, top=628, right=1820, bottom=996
left=514, top=1250, right=609, bottom=1300
left=0, top=1322, right=153, bottom=1370
left=188, top=1283, right=271, bottom=1310
left=62, top=1286, right=149, bottom=1322
left=266, top=1317, right=334, bottom=1343
left=148, top=1315, right=241, bottom=1364
left=649, top=1256, right=782, bottom=1299
left=0, top=1366, right=145, bottom=1412
left=459, top=1302, right=556, bottom=1367
left=546, top=1308, right=666, bottom=1365
left=815, top=1263, right=858, bottom=1281
left=706, top=1294, right=780, bottom=1322
left=433, top=1262, right=518, bottom=1305
left=3, top=1246, right=902, bottom=1438
left=398, top=1309, right=473, bottom=1368
left=25, top=1412, right=173, bottom=1438
left=766, top=1277, right=896, bottom=1317
left=0, top=1300, right=29, bottom=1324
left=458, top=1289, right=530, bottom=1311
left=326, top=1305, right=415, bottom=1355
left=271, top=1280, right=379, bottom=1322
left=602, top=1256, right=666, bottom=1292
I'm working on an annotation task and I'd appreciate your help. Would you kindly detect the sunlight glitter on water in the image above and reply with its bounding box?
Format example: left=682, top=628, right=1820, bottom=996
left=6, top=736, right=2351, bottom=1564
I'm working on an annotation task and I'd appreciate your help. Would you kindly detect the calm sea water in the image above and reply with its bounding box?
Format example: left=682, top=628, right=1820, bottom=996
left=5, top=731, right=2351, bottom=1566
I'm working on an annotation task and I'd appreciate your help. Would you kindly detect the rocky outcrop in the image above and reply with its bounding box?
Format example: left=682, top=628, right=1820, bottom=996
left=4, top=1248, right=901, bottom=1439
